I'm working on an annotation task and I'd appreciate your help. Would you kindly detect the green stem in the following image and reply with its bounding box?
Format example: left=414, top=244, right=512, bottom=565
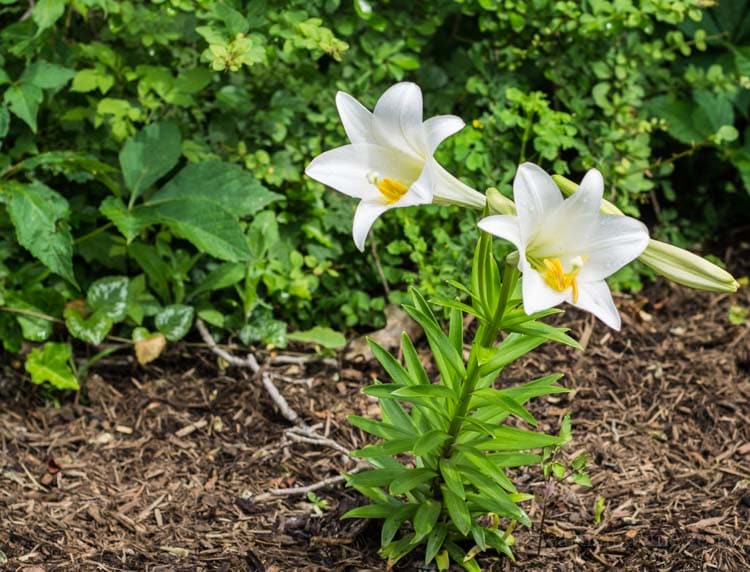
left=74, top=222, right=114, bottom=245
left=445, top=262, right=520, bottom=445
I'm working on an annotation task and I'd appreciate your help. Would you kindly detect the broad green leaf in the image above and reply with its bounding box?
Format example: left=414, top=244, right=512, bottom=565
left=32, top=0, right=66, bottom=32
left=64, top=305, right=112, bottom=345
left=7, top=181, right=76, bottom=285
left=99, top=197, right=158, bottom=243
left=388, top=467, right=437, bottom=495
left=21, top=60, right=75, bottom=90
left=128, top=241, right=171, bottom=303
left=4, top=295, right=53, bottom=342
left=187, top=262, right=245, bottom=300
left=155, top=304, right=194, bottom=341
left=152, top=161, right=280, bottom=218
left=4, top=83, right=43, bottom=132
left=72, top=67, right=115, bottom=94
left=87, top=276, right=129, bottom=321
left=25, top=342, right=79, bottom=390
left=119, top=122, right=182, bottom=202
left=0, top=313, right=23, bottom=353
left=142, top=198, right=252, bottom=262
left=413, top=499, right=441, bottom=541
left=441, top=485, right=471, bottom=536
left=287, top=326, right=346, bottom=349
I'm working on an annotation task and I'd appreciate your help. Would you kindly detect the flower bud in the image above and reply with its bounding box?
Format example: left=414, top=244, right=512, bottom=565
left=639, top=239, right=739, bottom=293
left=486, top=187, right=516, bottom=215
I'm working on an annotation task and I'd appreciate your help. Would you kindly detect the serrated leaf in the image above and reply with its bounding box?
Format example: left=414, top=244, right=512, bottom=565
left=21, top=60, right=75, bottom=90
left=7, top=181, right=76, bottom=285
left=25, top=342, right=78, bottom=390
left=152, top=161, right=280, bottom=218
left=32, top=0, right=66, bottom=32
left=4, top=83, right=43, bottom=132
left=287, top=326, right=346, bottom=349
left=119, top=122, right=182, bottom=202
left=155, top=304, right=194, bottom=341
left=99, top=197, right=158, bottom=243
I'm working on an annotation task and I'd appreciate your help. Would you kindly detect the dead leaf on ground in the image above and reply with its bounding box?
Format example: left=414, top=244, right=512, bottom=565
left=135, top=334, right=167, bottom=365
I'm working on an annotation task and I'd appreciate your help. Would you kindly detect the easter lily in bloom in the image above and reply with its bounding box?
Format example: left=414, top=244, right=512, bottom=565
left=479, top=163, right=649, bottom=330
left=305, top=82, right=486, bottom=250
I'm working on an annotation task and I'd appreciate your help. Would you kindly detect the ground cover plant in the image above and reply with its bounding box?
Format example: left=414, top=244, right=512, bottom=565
left=0, top=0, right=749, bottom=570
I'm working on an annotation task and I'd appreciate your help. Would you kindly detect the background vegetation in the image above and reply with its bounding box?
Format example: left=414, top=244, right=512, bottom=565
left=1, top=0, right=748, bottom=388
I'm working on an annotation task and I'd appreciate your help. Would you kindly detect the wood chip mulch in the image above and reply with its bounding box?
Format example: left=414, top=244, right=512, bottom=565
left=1, top=249, right=749, bottom=571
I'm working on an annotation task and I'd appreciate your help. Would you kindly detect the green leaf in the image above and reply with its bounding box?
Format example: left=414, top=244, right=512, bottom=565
left=457, top=446, right=517, bottom=493
left=425, top=523, right=448, bottom=564
left=7, top=181, right=76, bottom=285
left=388, top=467, right=437, bottom=495
left=368, top=338, right=417, bottom=386
left=287, top=326, right=346, bottom=349
left=470, top=389, right=537, bottom=426
left=441, top=485, right=471, bottom=535
left=32, top=0, right=66, bottom=32
left=499, top=373, right=568, bottom=403
left=143, top=198, right=252, bottom=262
left=401, top=332, right=429, bottom=385
left=21, top=60, right=75, bottom=90
left=347, top=415, right=413, bottom=440
left=466, top=491, right=530, bottom=527
left=87, top=276, right=129, bottom=321
left=392, top=384, right=456, bottom=400
left=119, top=122, right=182, bottom=202
left=152, top=161, right=280, bottom=219
left=478, top=333, right=547, bottom=377
left=413, top=499, right=441, bottom=542
left=99, top=197, right=158, bottom=243
left=4, top=83, right=43, bottom=132
left=341, top=503, right=397, bottom=519
left=347, top=467, right=408, bottom=488
left=351, top=438, right=416, bottom=458
left=439, top=458, right=465, bottom=499
left=0, top=105, right=9, bottom=141
left=478, top=426, right=563, bottom=451
left=412, top=430, right=450, bottom=456
left=25, top=342, right=79, bottom=390
left=403, top=304, right=465, bottom=378
left=128, top=241, right=171, bottom=303
left=187, top=262, right=246, bottom=300
left=64, top=306, right=112, bottom=345
left=155, top=304, right=194, bottom=341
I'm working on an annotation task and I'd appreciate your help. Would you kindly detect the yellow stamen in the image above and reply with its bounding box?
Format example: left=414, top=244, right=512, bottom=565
left=542, top=258, right=580, bottom=302
left=376, top=177, right=408, bottom=204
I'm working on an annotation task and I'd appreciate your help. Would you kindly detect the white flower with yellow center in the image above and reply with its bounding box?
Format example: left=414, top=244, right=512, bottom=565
left=479, top=163, right=650, bottom=330
left=305, top=82, right=486, bottom=251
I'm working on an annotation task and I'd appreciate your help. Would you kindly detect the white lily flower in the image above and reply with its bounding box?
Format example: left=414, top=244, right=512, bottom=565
left=478, top=163, right=650, bottom=330
left=305, top=82, right=486, bottom=251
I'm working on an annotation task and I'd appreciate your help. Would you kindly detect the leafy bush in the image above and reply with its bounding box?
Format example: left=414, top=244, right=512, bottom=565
left=0, top=0, right=747, bottom=387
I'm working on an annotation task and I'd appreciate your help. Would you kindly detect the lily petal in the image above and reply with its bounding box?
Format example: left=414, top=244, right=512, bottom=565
left=372, top=82, right=425, bottom=159
left=579, top=215, right=649, bottom=282
left=336, top=91, right=374, bottom=145
left=431, top=161, right=486, bottom=209
left=423, top=115, right=465, bottom=155
left=305, top=143, right=422, bottom=200
left=514, top=162, right=564, bottom=243
left=573, top=280, right=621, bottom=330
left=478, top=215, right=523, bottom=251
left=352, top=200, right=391, bottom=252
left=521, top=266, right=569, bottom=315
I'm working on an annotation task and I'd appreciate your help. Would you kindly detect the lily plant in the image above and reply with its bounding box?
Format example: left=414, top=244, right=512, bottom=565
left=303, top=83, right=739, bottom=571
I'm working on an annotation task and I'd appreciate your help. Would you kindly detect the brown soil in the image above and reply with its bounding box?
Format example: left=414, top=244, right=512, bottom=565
left=1, top=253, right=749, bottom=572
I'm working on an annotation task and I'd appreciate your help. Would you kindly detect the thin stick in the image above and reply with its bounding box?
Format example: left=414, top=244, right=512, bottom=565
left=195, top=319, right=260, bottom=372
left=369, top=231, right=391, bottom=295
left=261, top=371, right=299, bottom=424
left=253, top=464, right=367, bottom=501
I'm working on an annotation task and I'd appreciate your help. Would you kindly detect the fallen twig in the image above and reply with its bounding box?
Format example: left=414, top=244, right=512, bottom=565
left=253, top=463, right=368, bottom=502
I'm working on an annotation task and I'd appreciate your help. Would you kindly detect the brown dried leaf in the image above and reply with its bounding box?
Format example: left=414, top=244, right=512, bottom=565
left=135, top=334, right=167, bottom=365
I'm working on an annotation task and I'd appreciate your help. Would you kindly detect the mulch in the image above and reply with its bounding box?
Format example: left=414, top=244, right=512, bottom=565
left=1, top=249, right=749, bottom=572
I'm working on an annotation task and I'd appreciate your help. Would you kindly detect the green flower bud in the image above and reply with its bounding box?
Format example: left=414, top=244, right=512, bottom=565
left=486, top=187, right=516, bottom=215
